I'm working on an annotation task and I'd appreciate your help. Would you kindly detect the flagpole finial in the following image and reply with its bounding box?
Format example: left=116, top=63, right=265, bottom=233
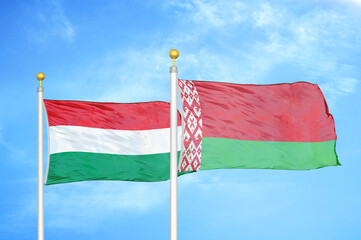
left=169, top=49, right=179, bottom=66
left=36, top=72, right=45, bottom=87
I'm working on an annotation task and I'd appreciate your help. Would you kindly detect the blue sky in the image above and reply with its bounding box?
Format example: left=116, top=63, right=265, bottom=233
left=1, top=0, right=361, bottom=239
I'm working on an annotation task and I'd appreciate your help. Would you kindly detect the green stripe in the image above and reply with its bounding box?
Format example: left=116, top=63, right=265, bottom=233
left=200, top=138, right=340, bottom=170
left=46, top=151, right=191, bottom=185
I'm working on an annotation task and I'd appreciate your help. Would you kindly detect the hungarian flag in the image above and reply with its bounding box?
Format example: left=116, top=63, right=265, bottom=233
left=44, top=100, right=183, bottom=185
left=178, top=79, right=339, bottom=172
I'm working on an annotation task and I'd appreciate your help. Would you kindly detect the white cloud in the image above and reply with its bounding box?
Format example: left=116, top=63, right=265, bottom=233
left=248, top=3, right=361, bottom=106
left=43, top=181, right=168, bottom=229
left=337, top=78, right=358, bottom=93
left=179, top=171, right=295, bottom=223
left=7, top=174, right=201, bottom=230
left=163, top=0, right=360, bottom=86
left=29, top=0, right=75, bottom=43
left=253, top=2, right=284, bottom=28
left=165, top=0, right=246, bottom=28
left=0, top=127, right=26, bottom=161
left=93, top=48, right=172, bottom=103
left=319, top=77, right=359, bottom=107
left=333, top=0, right=361, bottom=7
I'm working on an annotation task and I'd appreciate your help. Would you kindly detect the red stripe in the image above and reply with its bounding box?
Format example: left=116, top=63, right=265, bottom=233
left=44, top=100, right=181, bottom=130
left=193, top=81, right=336, bottom=142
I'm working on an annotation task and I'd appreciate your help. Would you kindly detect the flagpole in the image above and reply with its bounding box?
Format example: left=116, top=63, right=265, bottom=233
left=37, top=72, right=45, bottom=240
left=169, top=49, right=179, bottom=240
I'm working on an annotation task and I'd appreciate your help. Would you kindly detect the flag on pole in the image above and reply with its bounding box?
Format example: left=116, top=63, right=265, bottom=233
left=177, top=79, right=339, bottom=172
left=44, top=100, right=183, bottom=185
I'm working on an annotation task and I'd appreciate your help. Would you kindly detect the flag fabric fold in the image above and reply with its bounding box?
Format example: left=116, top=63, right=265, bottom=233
left=44, top=100, right=182, bottom=185
left=178, top=79, right=339, bottom=172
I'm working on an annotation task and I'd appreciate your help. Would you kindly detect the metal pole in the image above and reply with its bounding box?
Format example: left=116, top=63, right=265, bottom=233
left=37, top=72, right=45, bottom=240
left=169, top=49, right=179, bottom=240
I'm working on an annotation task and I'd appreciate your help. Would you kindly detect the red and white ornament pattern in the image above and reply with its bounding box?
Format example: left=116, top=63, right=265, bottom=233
left=178, top=79, right=202, bottom=172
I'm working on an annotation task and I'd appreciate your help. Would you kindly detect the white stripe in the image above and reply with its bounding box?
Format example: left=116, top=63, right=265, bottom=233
left=49, top=125, right=182, bottom=155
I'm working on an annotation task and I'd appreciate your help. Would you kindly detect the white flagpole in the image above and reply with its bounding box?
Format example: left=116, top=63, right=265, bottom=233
left=169, top=49, right=179, bottom=240
left=37, top=72, right=45, bottom=240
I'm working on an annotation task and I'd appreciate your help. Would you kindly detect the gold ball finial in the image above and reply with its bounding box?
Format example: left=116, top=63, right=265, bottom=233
left=37, top=72, right=45, bottom=81
left=37, top=72, right=45, bottom=86
left=169, top=49, right=179, bottom=66
left=169, top=49, right=179, bottom=59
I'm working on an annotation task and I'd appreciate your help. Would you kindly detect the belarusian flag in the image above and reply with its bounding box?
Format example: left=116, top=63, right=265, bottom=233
left=178, top=79, right=339, bottom=172
left=44, top=100, right=182, bottom=185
